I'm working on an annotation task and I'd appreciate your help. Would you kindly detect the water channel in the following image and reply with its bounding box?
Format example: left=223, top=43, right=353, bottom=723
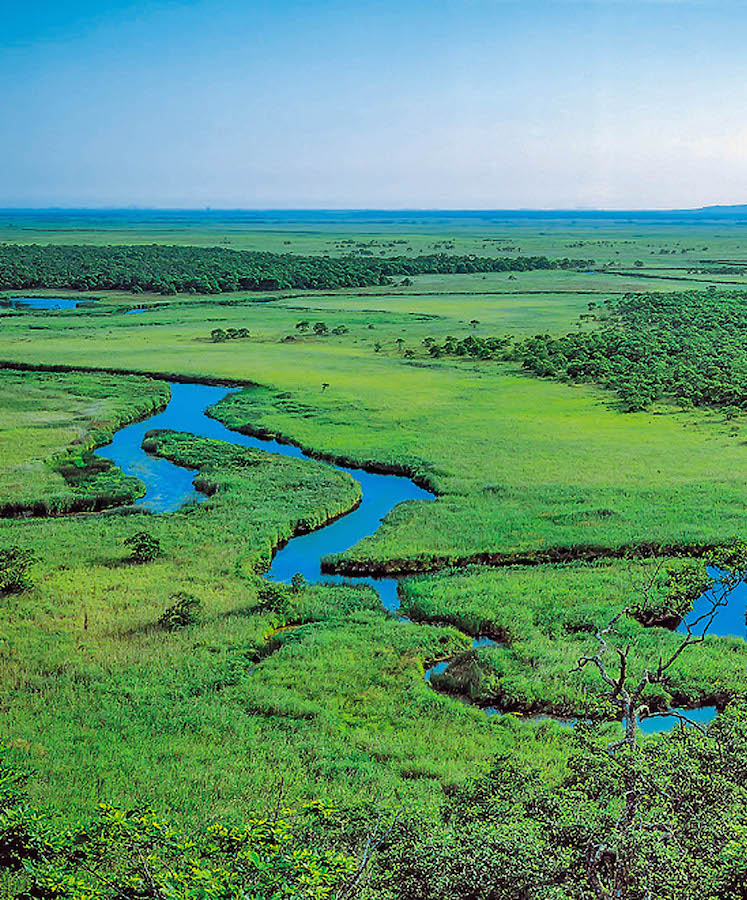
left=89, top=379, right=731, bottom=734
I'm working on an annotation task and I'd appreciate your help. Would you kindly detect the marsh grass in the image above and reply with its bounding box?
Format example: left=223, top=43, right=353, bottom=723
left=0, top=370, right=169, bottom=515
left=0, top=429, right=523, bottom=833
left=399, top=562, right=747, bottom=717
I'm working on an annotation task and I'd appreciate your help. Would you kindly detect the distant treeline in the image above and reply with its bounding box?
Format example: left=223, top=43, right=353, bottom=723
left=516, top=290, right=747, bottom=411
left=0, top=244, right=593, bottom=294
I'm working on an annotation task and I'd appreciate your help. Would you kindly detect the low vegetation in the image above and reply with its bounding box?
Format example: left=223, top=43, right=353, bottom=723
left=375, top=705, right=747, bottom=900
left=400, top=558, right=747, bottom=717
left=4, top=219, right=747, bottom=898
left=0, top=370, right=169, bottom=516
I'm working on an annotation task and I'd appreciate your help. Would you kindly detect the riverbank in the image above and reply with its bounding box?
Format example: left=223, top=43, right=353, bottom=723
left=0, top=369, right=170, bottom=517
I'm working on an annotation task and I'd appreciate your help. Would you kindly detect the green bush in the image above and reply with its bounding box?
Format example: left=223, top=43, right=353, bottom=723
left=157, top=592, right=201, bottom=629
left=124, top=531, right=163, bottom=564
left=0, top=742, right=356, bottom=898
left=0, top=547, right=34, bottom=593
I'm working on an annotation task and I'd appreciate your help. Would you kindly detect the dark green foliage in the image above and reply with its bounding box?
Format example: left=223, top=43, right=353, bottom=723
left=0, top=244, right=592, bottom=294
left=291, top=572, right=307, bottom=591
left=0, top=547, right=34, bottom=593
left=124, top=530, right=163, bottom=564
left=376, top=706, right=747, bottom=900
left=211, top=327, right=250, bottom=342
left=0, top=743, right=43, bottom=871
left=255, top=581, right=289, bottom=614
left=424, top=333, right=513, bottom=360
left=157, top=592, right=201, bottom=629
left=517, top=289, right=747, bottom=411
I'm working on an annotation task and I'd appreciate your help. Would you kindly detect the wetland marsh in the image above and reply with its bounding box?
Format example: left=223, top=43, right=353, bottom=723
left=4, top=210, right=747, bottom=898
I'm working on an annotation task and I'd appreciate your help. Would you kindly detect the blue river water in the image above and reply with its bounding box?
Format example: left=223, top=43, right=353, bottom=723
left=96, top=381, right=431, bottom=610
left=680, top=568, right=747, bottom=640
left=94, top=380, right=727, bottom=734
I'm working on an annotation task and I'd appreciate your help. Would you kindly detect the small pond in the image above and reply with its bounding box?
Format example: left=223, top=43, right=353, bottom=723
left=6, top=297, right=88, bottom=310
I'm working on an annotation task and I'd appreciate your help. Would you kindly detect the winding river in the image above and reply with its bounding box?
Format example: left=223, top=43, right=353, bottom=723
left=95, top=380, right=719, bottom=734
left=97, top=381, right=431, bottom=611
left=7, top=299, right=733, bottom=734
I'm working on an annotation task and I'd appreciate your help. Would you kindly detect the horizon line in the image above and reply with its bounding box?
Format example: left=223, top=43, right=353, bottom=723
left=1, top=204, right=747, bottom=214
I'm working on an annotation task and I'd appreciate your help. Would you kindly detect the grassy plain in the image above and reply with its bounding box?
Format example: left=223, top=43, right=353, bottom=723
left=0, top=370, right=169, bottom=514
left=3, top=274, right=747, bottom=564
left=3, top=214, right=747, bottom=896
left=400, top=562, right=747, bottom=716
left=1, top=428, right=514, bottom=828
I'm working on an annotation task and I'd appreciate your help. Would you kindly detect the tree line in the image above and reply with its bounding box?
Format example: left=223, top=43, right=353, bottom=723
left=515, top=289, right=747, bottom=411
left=0, top=244, right=593, bottom=294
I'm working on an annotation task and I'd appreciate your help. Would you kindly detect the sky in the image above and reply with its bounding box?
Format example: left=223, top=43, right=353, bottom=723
left=2, top=0, right=747, bottom=209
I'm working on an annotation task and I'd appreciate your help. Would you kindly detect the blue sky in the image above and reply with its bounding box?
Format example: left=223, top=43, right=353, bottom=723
left=2, top=0, right=746, bottom=208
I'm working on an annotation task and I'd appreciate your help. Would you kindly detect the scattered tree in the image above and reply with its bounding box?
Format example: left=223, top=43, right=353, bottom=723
left=291, top=572, right=307, bottom=592
left=158, top=592, right=201, bottom=629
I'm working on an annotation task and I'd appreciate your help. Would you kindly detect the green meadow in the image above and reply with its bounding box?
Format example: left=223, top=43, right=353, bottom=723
left=400, top=561, right=747, bottom=716
left=4, top=214, right=747, bottom=897
left=4, top=273, right=747, bottom=566
left=0, top=371, right=169, bottom=515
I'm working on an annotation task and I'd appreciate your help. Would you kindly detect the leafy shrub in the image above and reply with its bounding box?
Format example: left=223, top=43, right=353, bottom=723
left=256, top=581, right=289, bottom=614
left=124, top=531, right=163, bottom=564
left=291, top=572, right=307, bottom=592
left=157, top=592, right=201, bottom=629
left=0, top=743, right=356, bottom=897
left=0, top=546, right=35, bottom=593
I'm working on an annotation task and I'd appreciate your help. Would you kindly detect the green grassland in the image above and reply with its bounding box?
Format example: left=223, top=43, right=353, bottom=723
left=4, top=217, right=747, bottom=897
left=0, top=370, right=169, bottom=515
left=399, top=561, right=746, bottom=717
left=2, top=429, right=518, bottom=829
left=4, top=210, right=747, bottom=270
left=3, top=281, right=747, bottom=565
